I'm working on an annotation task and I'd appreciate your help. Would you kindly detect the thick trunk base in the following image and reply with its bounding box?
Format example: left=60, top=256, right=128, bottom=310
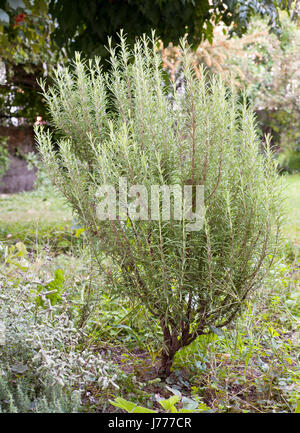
left=158, top=351, right=176, bottom=379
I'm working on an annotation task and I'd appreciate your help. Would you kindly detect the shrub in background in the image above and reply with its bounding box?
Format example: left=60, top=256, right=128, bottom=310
left=239, top=13, right=300, bottom=172
left=36, top=35, right=283, bottom=377
left=161, top=13, right=300, bottom=172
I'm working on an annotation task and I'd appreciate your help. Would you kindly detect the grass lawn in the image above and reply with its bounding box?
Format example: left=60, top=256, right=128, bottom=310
left=0, top=187, right=74, bottom=251
left=0, top=188, right=71, bottom=224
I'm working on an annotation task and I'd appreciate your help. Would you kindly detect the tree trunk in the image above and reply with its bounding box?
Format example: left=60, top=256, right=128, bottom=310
left=157, top=318, right=205, bottom=379
left=158, top=347, right=177, bottom=379
left=158, top=319, right=181, bottom=379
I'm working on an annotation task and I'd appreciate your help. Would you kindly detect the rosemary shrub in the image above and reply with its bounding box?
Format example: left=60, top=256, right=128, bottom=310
left=36, top=35, right=283, bottom=377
